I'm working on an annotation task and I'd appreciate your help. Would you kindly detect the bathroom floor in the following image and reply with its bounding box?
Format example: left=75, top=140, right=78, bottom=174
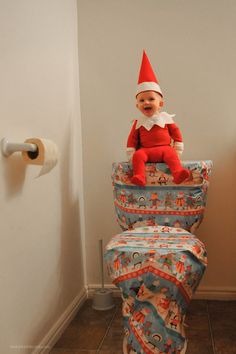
left=51, top=298, right=236, bottom=354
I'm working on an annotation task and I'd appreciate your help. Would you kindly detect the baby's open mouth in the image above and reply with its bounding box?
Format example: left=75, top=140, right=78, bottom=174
left=144, top=106, right=152, bottom=111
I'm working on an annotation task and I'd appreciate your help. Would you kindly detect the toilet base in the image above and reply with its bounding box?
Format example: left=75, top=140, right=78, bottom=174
left=105, top=226, right=207, bottom=354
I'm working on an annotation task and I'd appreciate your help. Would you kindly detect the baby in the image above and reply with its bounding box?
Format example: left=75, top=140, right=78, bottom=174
left=127, top=51, right=190, bottom=186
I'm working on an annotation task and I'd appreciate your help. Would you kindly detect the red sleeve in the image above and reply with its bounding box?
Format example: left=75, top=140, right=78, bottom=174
left=127, top=120, right=139, bottom=148
left=167, top=123, right=183, bottom=142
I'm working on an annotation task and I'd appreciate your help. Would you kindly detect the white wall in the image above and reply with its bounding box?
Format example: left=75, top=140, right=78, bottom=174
left=0, top=1, right=85, bottom=353
left=77, top=0, right=236, bottom=295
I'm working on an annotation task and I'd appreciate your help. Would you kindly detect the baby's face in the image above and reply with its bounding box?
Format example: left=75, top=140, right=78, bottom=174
left=136, top=91, right=163, bottom=117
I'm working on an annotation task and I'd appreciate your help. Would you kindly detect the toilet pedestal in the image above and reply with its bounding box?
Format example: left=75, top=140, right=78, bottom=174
left=105, top=226, right=207, bottom=354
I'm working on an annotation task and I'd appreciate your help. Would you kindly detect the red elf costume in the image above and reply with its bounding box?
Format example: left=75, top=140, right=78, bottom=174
left=127, top=51, right=190, bottom=186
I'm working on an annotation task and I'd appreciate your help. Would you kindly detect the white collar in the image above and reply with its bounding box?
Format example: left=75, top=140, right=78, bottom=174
left=136, top=111, right=176, bottom=131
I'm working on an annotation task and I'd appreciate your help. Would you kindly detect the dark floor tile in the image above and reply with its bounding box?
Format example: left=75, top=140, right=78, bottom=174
left=208, top=302, right=236, bottom=354
left=185, top=304, right=213, bottom=353
left=208, top=300, right=236, bottom=314
left=185, top=313, right=211, bottom=338
left=100, top=308, right=123, bottom=352
left=53, top=299, right=116, bottom=350
left=52, top=299, right=236, bottom=354
left=186, top=339, right=214, bottom=354
left=72, top=299, right=116, bottom=323
left=187, top=299, right=208, bottom=315
left=210, top=312, right=236, bottom=332
left=208, top=302, right=236, bottom=322
left=214, top=338, right=236, bottom=354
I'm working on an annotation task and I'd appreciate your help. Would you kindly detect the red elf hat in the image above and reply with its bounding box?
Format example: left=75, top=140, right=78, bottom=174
left=136, top=50, right=163, bottom=97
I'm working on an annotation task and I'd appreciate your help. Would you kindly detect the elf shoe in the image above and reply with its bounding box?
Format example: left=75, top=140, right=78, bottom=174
left=131, top=174, right=146, bottom=186
left=173, top=169, right=190, bottom=184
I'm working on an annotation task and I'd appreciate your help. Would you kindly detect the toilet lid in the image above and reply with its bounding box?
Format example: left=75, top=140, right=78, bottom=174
left=106, top=225, right=207, bottom=266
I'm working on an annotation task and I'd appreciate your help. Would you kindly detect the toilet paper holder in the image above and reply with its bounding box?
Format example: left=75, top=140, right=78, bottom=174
left=1, top=137, right=38, bottom=157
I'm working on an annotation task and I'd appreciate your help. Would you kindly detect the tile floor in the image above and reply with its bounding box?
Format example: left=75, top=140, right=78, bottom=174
left=51, top=298, right=236, bottom=354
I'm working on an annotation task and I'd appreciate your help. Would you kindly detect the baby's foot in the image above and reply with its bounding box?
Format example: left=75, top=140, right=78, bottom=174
left=173, top=169, right=190, bottom=184
left=131, top=174, right=146, bottom=186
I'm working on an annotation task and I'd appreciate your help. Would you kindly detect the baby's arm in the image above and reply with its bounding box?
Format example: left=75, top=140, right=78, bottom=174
left=127, top=120, right=139, bottom=161
left=168, top=123, right=184, bottom=156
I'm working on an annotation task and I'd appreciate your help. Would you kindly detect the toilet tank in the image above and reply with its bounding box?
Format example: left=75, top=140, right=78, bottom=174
left=112, top=160, right=212, bottom=234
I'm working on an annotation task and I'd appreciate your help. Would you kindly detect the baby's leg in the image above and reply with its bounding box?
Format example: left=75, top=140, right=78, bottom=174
left=132, top=147, right=164, bottom=186
left=162, top=146, right=190, bottom=184
left=131, top=149, right=148, bottom=186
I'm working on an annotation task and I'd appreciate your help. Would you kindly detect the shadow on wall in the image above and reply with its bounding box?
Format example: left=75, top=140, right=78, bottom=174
left=27, top=116, right=85, bottom=349
left=203, top=151, right=236, bottom=234
left=197, top=150, right=236, bottom=287
left=58, top=116, right=84, bottom=295
left=1, top=153, right=27, bottom=198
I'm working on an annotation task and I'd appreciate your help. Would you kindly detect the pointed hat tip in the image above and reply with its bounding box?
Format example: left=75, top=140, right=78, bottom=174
left=138, top=50, right=158, bottom=84
left=136, top=49, right=163, bottom=97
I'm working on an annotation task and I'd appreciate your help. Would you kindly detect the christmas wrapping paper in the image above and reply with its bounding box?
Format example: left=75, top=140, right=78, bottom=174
left=112, top=161, right=212, bottom=233
left=105, top=226, right=207, bottom=354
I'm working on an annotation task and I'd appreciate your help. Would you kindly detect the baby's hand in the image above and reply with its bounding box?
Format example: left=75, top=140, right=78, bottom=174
left=174, top=142, right=184, bottom=157
left=126, top=147, right=135, bottom=162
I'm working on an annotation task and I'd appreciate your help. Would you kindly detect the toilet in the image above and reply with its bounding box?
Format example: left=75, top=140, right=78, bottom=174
left=105, top=160, right=212, bottom=354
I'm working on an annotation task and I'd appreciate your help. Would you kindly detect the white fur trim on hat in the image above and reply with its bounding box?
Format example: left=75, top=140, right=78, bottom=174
left=136, top=82, right=163, bottom=97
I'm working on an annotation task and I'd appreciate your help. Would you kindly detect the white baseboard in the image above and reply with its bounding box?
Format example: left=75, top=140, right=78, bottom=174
left=34, top=287, right=87, bottom=354
left=88, top=283, right=236, bottom=301
left=193, top=286, right=236, bottom=300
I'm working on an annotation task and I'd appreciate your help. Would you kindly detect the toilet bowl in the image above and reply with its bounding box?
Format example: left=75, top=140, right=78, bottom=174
left=105, top=160, right=212, bottom=353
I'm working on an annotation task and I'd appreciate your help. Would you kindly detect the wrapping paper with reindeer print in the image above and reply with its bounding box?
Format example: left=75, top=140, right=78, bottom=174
left=105, top=226, right=207, bottom=354
left=112, top=161, right=212, bottom=233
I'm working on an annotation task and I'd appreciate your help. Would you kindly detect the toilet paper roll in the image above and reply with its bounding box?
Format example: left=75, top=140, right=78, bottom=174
left=22, top=138, right=58, bottom=177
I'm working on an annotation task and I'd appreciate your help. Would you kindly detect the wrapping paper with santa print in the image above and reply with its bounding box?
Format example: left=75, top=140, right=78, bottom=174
left=104, top=226, right=207, bottom=354
left=112, top=160, right=212, bottom=233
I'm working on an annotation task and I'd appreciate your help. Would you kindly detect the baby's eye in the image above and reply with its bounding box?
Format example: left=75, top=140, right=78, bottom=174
left=150, top=98, right=155, bottom=101
left=139, top=99, right=144, bottom=102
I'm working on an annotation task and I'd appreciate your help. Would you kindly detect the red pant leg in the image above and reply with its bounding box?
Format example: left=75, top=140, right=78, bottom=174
left=161, top=146, right=183, bottom=174
left=132, top=149, right=148, bottom=176
left=132, top=146, right=189, bottom=185
left=132, top=147, right=163, bottom=176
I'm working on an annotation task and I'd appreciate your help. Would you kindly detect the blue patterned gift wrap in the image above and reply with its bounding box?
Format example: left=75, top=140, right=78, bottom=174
left=112, top=161, right=212, bottom=233
left=105, top=226, right=207, bottom=354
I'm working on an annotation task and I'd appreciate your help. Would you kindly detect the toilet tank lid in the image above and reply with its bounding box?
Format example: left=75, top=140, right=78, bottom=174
left=112, top=160, right=213, bottom=186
